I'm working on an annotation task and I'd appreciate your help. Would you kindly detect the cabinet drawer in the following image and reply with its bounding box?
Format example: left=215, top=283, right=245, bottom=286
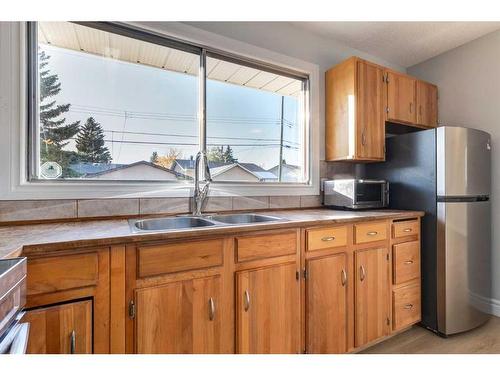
left=354, top=221, right=387, bottom=244
left=306, top=226, right=348, bottom=251
left=392, top=219, right=420, bottom=238
left=138, top=239, right=223, bottom=278
left=393, top=283, right=421, bottom=331
left=393, top=241, right=420, bottom=285
left=235, top=231, right=297, bottom=262
left=27, top=253, right=98, bottom=296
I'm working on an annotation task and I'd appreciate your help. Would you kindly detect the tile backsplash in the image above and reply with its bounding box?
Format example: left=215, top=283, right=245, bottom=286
left=0, top=160, right=355, bottom=223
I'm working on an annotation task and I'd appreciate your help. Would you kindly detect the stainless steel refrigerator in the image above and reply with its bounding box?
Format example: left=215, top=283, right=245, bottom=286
left=365, top=126, right=492, bottom=336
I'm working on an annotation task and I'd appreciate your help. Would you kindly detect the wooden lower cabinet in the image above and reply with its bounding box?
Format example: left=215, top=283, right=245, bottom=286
left=236, top=263, right=301, bottom=353
left=306, top=253, right=348, bottom=353
left=134, top=275, right=222, bottom=354
left=22, top=300, right=92, bottom=354
left=354, top=247, right=390, bottom=347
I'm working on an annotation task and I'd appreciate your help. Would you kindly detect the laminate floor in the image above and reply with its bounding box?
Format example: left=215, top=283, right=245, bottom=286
left=361, top=316, right=500, bottom=354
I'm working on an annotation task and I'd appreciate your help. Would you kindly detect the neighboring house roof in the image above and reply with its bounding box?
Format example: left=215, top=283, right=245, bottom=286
left=172, top=159, right=229, bottom=172
left=267, top=163, right=302, bottom=182
left=210, top=163, right=277, bottom=181
left=267, top=163, right=301, bottom=172
left=70, top=161, right=190, bottom=179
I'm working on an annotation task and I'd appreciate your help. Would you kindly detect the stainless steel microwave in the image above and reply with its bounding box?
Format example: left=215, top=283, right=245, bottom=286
left=323, top=179, right=389, bottom=209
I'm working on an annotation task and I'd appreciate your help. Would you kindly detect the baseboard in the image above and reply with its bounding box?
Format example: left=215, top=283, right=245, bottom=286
left=469, top=292, right=500, bottom=317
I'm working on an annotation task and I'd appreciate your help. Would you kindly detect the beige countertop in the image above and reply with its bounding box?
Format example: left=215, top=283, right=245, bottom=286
left=0, top=208, right=423, bottom=259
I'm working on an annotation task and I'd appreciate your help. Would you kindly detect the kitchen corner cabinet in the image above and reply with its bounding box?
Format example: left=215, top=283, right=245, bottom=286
left=325, top=56, right=438, bottom=162
left=236, top=263, right=301, bottom=354
left=21, top=300, right=92, bottom=354
left=325, top=57, right=385, bottom=162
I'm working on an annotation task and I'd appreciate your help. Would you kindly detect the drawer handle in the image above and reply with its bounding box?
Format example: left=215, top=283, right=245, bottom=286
left=244, top=290, right=250, bottom=312
left=367, top=231, right=378, bottom=236
left=403, top=228, right=412, bottom=233
left=404, top=260, right=414, bottom=265
left=70, top=330, right=76, bottom=354
left=321, top=236, right=335, bottom=242
left=404, top=303, right=414, bottom=310
left=341, top=269, right=347, bottom=286
left=359, top=266, right=366, bottom=281
left=208, top=297, right=216, bottom=321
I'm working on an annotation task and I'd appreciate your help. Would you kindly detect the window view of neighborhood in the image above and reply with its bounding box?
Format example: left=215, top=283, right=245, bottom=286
left=35, top=22, right=307, bottom=183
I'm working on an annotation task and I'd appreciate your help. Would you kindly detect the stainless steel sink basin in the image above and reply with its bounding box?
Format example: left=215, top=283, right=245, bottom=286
left=208, top=213, right=284, bottom=225
left=131, top=216, right=216, bottom=232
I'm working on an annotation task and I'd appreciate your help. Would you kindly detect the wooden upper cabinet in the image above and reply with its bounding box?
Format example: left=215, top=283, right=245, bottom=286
left=325, top=57, right=385, bottom=162
left=416, top=80, right=438, bottom=127
left=386, top=71, right=417, bottom=125
left=306, top=253, right=348, bottom=354
left=354, top=247, right=390, bottom=347
left=134, top=275, right=223, bottom=354
left=22, top=300, right=92, bottom=354
left=236, top=263, right=300, bottom=354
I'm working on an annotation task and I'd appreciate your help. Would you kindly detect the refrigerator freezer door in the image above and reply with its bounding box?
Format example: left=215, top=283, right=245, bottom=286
left=437, top=127, right=491, bottom=197
left=437, top=200, right=491, bottom=335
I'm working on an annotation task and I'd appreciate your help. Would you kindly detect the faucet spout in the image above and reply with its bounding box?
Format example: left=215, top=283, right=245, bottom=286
left=192, top=151, right=212, bottom=216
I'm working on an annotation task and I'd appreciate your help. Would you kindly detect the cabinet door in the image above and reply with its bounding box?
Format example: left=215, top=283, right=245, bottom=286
left=306, top=253, right=348, bottom=353
left=354, top=247, right=390, bottom=347
left=236, top=263, right=300, bottom=353
left=357, top=60, right=385, bottom=160
left=387, top=71, right=417, bottom=125
left=417, top=80, right=438, bottom=127
left=21, top=300, right=92, bottom=354
left=135, top=275, right=222, bottom=354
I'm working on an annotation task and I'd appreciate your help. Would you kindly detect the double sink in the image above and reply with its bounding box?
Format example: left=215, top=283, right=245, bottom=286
left=129, top=213, right=285, bottom=233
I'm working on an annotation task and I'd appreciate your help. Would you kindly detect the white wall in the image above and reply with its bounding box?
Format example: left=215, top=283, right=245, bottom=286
left=408, top=30, right=500, bottom=311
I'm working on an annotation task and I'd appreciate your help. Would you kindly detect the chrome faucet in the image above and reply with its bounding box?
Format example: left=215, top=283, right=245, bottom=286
left=192, top=151, right=212, bottom=216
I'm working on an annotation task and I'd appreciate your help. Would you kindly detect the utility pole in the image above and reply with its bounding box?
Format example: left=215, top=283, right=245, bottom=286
left=278, top=96, right=284, bottom=182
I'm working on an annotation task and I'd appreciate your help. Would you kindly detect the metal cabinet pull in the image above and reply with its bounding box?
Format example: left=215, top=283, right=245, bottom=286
left=321, top=236, right=335, bottom=242
left=403, top=228, right=412, bottom=233
left=208, top=297, right=216, bottom=321
left=70, top=330, right=76, bottom=354
left=409, top=102, right=413, bottom=113
left=341, top=269, right=347, bottom=286
left=359, top=266, right=366, bottom=282
left=404, top=260, right=414, bottom=265
left=419, top=105, right=422, bottom=116
left=404, top=303, right=414, bottom=310
left=362, top=131, right=367, bottom=146
left=243, top=290, right=250, bottom=312
left=367, top=231, right=378, bottom=236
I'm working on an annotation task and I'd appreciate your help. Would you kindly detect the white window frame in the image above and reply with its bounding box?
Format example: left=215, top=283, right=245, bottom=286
left=0, top=21, right=320, bottom=199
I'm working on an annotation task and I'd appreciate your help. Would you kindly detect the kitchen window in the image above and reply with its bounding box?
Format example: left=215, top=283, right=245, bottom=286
left=27, top=22, right=310, bottom=184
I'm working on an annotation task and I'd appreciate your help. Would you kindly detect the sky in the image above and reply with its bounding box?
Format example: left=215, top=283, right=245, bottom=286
left=40, top=43, right=304, bottom=172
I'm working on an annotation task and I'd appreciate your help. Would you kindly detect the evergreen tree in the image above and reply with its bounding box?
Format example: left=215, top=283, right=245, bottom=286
left=208, top=145, right=238, bottom=163
left=75, top=117, right=112, bottom=163
left=39, top=50, right=81, bottom=176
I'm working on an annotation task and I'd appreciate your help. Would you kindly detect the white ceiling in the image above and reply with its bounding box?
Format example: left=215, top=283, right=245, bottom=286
left=291, top=22, right=500, bottom=67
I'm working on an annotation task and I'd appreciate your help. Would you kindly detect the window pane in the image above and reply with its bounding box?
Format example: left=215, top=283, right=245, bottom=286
left=36, top=22, right=199, bottom=181
left=206, top=55, right=307, bottom=183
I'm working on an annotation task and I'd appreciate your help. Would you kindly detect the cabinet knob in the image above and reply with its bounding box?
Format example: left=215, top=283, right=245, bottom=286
left=244, top=290, right=250, bottom=312
left=321, top=236, right=335, bottom=242
left=404, top=303, right=414, bottom=310
left=208, top=297, right=216, bottom=321
left=367, top=231, right=378, bottom=236
left=403, top=228, right=412, bottom=233
left=404, top=260, right=414, bottom=265
left=341, top=269, right=347, bottom=286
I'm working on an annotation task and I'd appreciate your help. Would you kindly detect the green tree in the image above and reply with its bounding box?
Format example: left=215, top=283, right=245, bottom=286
left=207, top=145, right=238, bottom=163
left=75, top=117, right=112, bottom=163
left=39, top=50, right=81, bottom=176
